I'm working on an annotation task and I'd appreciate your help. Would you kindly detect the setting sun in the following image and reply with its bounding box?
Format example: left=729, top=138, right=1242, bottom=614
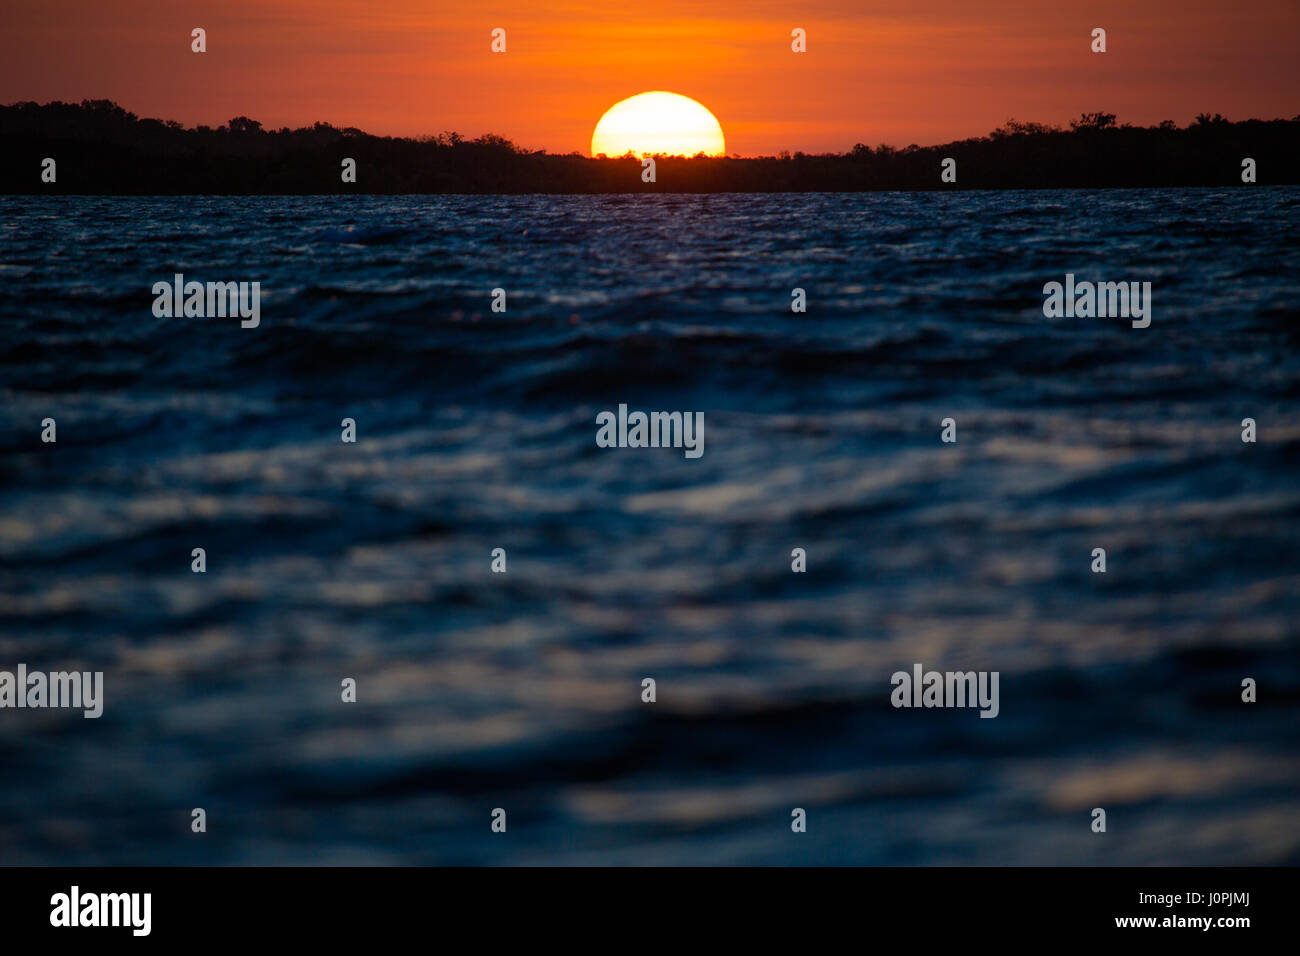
left=591, top=91, right=726, bottom=158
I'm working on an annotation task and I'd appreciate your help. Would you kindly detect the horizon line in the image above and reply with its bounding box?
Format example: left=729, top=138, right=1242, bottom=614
left=6, top=98, right=1300, bottom=159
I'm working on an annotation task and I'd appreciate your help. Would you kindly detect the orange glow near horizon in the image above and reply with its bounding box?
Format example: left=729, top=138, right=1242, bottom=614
left=1, top=1, right=1297, bottom=156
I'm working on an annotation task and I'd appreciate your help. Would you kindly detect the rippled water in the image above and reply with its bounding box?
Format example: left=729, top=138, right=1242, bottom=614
left=1, top=191, right=1298, bottom=864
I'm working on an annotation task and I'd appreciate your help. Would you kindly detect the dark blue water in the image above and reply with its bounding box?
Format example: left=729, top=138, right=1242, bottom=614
left=1, top=190, right=1298, bottom=864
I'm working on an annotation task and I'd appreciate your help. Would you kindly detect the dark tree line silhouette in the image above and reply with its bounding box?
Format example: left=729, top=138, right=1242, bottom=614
left=2, top=99, right=1296, bottom=193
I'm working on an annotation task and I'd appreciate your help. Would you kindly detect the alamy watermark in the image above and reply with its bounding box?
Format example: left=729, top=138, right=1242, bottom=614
left=0, top=664, right=103, bottom=718
left=596, top=403, right=704, bottom=458
left=50, top=886, right=151, bottom=936
left=152, top=273, right=261, bottom=328
left=890, top=663, right=1000, bottom=718
left=1042, top=273, right=1151, bottom=328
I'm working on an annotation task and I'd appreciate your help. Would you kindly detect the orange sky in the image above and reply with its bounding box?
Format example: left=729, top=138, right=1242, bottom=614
left=2, top=0, right=1297, bottom=155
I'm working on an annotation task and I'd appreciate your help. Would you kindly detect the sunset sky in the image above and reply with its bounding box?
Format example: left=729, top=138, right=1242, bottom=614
left=2, top=0, right=1297, bottom=155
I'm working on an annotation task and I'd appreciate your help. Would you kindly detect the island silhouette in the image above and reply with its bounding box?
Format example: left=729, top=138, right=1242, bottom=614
left=2, top=99, right=1297, bottom=193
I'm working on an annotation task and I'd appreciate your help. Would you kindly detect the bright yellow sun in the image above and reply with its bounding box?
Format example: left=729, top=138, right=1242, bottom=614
left=591, top=91, right=726, bottom=158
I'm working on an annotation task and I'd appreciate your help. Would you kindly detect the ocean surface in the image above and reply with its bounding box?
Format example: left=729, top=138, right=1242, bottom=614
left=1, top=190, right=1298, bottom=865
